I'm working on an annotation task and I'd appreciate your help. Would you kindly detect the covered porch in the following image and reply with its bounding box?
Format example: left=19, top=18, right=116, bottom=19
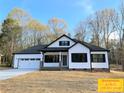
left=40, top=48, right=69, bottom=69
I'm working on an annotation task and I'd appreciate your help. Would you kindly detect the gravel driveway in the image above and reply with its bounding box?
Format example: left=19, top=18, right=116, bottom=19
left=0, top=69, right=37, bottom=80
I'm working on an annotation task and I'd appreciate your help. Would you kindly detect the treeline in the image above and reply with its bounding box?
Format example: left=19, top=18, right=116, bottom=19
left=0, top=8, right=67, bottom=65
left=0, top=2, right=124, bottom=71
left=74, top=2, right=124, bottom=71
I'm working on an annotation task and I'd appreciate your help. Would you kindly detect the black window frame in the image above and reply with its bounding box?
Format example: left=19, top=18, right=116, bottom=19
left=20, top=59, right=24, bottom=61
left=91, top=54, right=105, bottom=62
left=30, top=58, right=35, bottom=61
left=24, top=58, right=29, bottom=61
left=44, top=55, right=59, bottom=63
left=71, top=53, right=87, bottom=62
left=59, top=41, right=70, bottom=46
left=36, top=58, right=40, bottom=61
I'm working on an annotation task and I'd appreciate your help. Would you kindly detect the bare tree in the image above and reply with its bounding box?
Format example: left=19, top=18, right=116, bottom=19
left=48, top=17, right=67, bottom=40
left=101, top=9, right=117, bottom=48
left=7, top=8, right=32, bottom=27
left=88, top=9, right=117, bottom=48
left=74, top=21, right=88, bottom=41
left=88, top=12, right=103, bottom=46
left=7, top=8, right=33, bottom=49
left=27, top=19, right=50, bottom=45
left=116, top=0, right=124, bottom=48
left=113, top=0, right=124, bottom=71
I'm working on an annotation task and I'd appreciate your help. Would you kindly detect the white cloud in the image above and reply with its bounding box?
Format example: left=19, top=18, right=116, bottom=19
left=75, top=0, right=94, bottom=14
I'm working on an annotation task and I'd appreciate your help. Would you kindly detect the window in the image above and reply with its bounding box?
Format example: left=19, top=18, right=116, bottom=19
left=59, top=41, right=70, bottom=46
left=24, top=59, right=29, bottom=61
left=30, top=58, right=40, bottom=61
left=36, top=58, right=40, bottom=61
left=30, top=58, right=35, bottom=61
left=45, top=55, right=59, bottom=63
left=91, top=54, right=105, bottom=62
left=72, top=53, right=87, bottom=62
left=20, top=59, right=24, bottom=61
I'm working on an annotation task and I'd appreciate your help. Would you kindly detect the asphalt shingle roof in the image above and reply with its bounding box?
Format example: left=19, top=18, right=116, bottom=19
left=73, top=39, right=109, bottom=51
left=14, top=44, right=47, bottom=54
left=14, top=35, right=109, bottom=54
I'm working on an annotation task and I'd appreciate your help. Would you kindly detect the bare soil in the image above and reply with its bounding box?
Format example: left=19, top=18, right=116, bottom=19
left=0, top=71, right=124, bottom=93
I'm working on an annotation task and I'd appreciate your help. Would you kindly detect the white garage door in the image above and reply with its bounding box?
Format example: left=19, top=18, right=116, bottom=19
left=18, top=58, right=40, bottom=69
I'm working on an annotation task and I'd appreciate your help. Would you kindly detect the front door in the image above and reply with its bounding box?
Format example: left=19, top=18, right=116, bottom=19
left=62, top=55, right=68, bottom=67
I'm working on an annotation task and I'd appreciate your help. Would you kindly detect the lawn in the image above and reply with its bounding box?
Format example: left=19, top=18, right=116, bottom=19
left=0, top=71, right=124, bottom=93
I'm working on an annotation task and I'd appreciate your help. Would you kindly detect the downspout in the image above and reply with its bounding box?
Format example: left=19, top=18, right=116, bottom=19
left=90, top=50, right=92, bottom=72
left=107, top=51, right=110, bottom=72
left=59, top=52, right=62, bottom=70
left=67, top=50, right=69, bottom=70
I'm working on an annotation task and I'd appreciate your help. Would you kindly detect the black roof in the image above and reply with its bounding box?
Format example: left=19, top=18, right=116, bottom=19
left=14, top=34, right=109, bottom=54
left=83, top=42, right=109, bottom=51
left=14, top=44, right=47, bottom=54
left=72, top=39, right=109, bottom=51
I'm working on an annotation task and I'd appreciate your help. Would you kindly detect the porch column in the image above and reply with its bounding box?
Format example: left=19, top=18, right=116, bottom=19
left=59, top=52, right=62, bottom=69
left=40, top=52, right=44, bottom=68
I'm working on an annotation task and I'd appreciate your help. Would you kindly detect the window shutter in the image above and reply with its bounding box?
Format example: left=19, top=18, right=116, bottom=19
left=85, top=53, right=87, bottom=62
left=103, top=54, right=105, bottom=62
left=67, top=41, right=70, bottom=46
left=59, top=41, right=62, bottom=46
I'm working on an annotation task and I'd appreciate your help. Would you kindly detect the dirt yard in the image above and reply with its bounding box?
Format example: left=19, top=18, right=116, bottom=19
left=0, top=71, right=124, bottom=93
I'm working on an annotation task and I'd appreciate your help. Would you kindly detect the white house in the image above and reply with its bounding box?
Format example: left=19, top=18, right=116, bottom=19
left=13, top=34, right=110, bottom=71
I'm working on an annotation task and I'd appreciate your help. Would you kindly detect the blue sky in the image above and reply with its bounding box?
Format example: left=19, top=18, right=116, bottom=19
left=0, top=0, right=120, bottom=34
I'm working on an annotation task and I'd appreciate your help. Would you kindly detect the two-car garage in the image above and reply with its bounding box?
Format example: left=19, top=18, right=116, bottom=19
left=13, top=54, right=41, bottom=69
left=13, top=45, right=46, bottom=69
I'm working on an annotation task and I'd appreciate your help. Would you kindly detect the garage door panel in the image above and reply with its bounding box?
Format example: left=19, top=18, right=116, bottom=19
left=18, top=59, right=40, bottom=69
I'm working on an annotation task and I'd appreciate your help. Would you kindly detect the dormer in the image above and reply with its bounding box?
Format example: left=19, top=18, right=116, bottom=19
left=47, top=35, right=75, bottom=48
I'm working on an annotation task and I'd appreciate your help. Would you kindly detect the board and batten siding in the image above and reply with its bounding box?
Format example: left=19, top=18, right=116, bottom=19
left=91, top=52, right=109, bottom=68
left=13, top=54, right=42, bottom=69
left=48, top=36, right=75, bottom=47
left=68, top=43, right=91, bottom=69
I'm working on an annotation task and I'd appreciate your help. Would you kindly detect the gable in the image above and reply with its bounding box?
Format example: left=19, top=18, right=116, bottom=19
left=47, top=34, right=108, bottom=52
left=48, top=35, right=75, bottom=48
left=69, top=43, right=90, bottom=53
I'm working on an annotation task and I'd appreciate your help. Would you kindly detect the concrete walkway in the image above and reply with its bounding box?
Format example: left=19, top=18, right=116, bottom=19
left=0, top=69, right=37, bottom=80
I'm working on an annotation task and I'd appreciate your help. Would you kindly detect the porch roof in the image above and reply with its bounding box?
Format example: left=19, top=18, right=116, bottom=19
left=40, top=47, right=69, bottom=52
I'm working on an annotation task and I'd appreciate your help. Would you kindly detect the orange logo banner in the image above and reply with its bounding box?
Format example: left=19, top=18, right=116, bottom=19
left=98, top=79, right=124, bottom=92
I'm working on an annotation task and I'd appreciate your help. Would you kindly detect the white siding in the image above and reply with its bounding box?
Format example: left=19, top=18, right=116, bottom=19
left=48, top=36, right=75, bottom=47
left=91, top=52, right=109, bottom=68
left=13, top=54, right=42, bottom=69
left=68, top=43, right=91, bottom=69
left=44, top=63, right=59, bottom=67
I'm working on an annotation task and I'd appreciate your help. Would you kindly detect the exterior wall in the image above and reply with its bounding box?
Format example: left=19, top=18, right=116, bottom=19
left=43, top=52, right=68, bottom=67
left=68, top=43, right=91, bottom=69
left=44, top=63, right=59, bottom=67
left=48, top=36, right=75, bottom=47
left=91, top=52, right=109, bottom=68
left=13, top=54, right=42, bottom=69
